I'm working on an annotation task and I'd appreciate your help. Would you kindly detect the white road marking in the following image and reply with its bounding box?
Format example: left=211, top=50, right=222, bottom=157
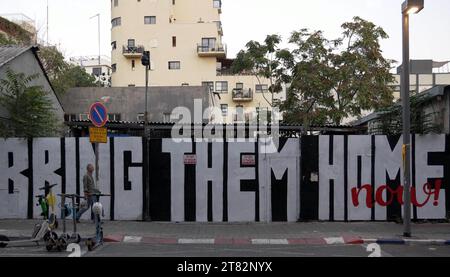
left=251, top=239, right=289, bottom=245
left=123, top=236, right=142, bottom=243
left=324, top=237, right=345, bottom=245
left=178, top=239, right=215, bottom=244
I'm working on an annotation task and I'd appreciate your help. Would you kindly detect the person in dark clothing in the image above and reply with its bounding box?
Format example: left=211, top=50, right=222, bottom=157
left=76, top=164, right=98, bottom=222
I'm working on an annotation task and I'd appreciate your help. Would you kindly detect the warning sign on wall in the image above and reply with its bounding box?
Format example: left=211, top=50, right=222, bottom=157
left=242, top=155, right=256, bottom=166
left=184, top=154, right=197, bottom=165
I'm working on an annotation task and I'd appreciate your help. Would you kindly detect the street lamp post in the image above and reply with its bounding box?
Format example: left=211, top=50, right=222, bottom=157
left=401, top=0, right=424, bottom=238
left=141, top=51, right=151, bottom=221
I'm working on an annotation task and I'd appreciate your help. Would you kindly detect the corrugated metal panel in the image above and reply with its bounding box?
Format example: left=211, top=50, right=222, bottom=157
left=0, top=45, right=31, bottom=67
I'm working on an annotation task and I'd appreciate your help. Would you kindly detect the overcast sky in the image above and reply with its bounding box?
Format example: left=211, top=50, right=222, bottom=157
left=1, top=0, right=449, bottom=68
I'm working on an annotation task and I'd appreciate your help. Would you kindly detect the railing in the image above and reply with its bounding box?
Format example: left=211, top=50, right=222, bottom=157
left=122, top=45, right=145, bottom=55
left=217, top=69, right=254, bottom=76
left=232, top=88, right=253, bottom=101
left=197, top=43, right=226, bottom=55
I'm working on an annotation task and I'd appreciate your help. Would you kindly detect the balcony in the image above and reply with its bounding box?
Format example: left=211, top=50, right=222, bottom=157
left=232, top=88, right=253, bottom=102
left=122, top=45, right=145, bottom=58
left=216, top=21, right=223, bottom=35
left=197, top=43, right=226, bottom=58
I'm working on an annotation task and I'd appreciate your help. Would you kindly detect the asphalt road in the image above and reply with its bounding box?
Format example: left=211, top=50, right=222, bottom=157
left=1, top=242, right=450, bottom=257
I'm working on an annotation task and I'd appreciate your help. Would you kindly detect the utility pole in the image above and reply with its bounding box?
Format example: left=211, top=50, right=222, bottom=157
left=90, top=13, right=101, bottom=65
left=141, top=51, right=151, bottom=221
left=400, top=0, right=424, bottom=238
left=46, top=0, right=49, bottom=46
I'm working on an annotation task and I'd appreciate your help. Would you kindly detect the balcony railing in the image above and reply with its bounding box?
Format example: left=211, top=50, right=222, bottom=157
left=217, top=68, right=254, bottom=76
left=232, top=88, right=253, bottom=102
left=197, top=43, right=226, bottom=58
left=122, top=45, right=145, bottom=58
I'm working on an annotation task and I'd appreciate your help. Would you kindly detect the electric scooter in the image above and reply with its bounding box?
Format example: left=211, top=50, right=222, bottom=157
left=85, top=192, right=111, bottom=251
left=56, top=193, right=84, bottom=251
left=0, top=184, right=59, bottom=250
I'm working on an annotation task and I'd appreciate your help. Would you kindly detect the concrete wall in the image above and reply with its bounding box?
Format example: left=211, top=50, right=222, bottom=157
left=1, top=135, right=449, bottom=221
left=0, top=49, right=64, bottom=123
left=60, top=86, right=209, bottom=123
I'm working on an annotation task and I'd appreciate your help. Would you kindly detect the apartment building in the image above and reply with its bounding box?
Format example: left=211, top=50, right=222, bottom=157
left=392, top=60, right=450, bottom=100
left=70, top=55, right=112, bottom=87
left=110, top=0, right=277, bottom=123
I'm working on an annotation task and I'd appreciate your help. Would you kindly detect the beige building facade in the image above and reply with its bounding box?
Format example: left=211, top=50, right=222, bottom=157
left=110, top=0, right=277, bottom=123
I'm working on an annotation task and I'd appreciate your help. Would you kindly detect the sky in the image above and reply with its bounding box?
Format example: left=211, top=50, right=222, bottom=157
left=1, top=0, right=449, bottom=68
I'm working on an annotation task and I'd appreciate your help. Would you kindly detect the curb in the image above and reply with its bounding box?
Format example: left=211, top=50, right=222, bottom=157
left=103, top=235, right=450, bottom=246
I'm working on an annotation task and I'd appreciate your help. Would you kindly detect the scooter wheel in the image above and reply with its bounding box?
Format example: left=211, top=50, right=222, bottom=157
left=45, top=232, right=58, bottom=252
left=57, top=237, right=68, bottom=252
left=0, top=235, right=9, bottom=248
left=45, top=239, right=54, bottom=251
left=75, top=234, right=81, bottom=244
left=85, top=239, right=93, bottom=251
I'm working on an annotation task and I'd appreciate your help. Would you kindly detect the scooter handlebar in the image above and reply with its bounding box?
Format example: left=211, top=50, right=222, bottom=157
left=57, top=193, right=85, bottom=199
left=38, top=184, right=58, bottom=191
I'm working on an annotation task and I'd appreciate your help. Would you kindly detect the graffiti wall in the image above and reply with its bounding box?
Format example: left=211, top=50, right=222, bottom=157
left=0, top=135, right=449, bottom=221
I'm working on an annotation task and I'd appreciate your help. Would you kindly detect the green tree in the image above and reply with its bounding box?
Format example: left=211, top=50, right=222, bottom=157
left=231, top=34, right=285, bottom=107
left=0, top=16, right=33, bottom=45
left=37, top=46, right=97, bottom=95
left=52, top=65, right=97, bottom=95
left=0, top=33, right=15, bottom=45
left=278, top=29, right=338, bottom=127
left=329, top=17, right=395, bottom=125
left=234, top=17, right=395, bottom=127
left=0, top=69, right=59, bottom=138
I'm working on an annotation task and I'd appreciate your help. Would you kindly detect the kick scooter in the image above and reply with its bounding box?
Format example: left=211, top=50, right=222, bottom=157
left=56, top=193, right=84, bottom=251
left=85, top=193, right=111, bottom=251
left=0, top=184, right=59, bottom=250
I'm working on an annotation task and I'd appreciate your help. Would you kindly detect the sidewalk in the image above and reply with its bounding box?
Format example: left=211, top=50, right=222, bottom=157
left=1, top=220, right=449, bottom=246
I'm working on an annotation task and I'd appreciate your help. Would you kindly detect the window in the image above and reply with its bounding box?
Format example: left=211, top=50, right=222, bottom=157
left=132, top=60, right=135, bottom=70
left=128, top=39, right=135, bottom=48
left=215, top=81, right=228, bottom=93
left=236, top=83, right=244, bottom=90
left=213, top=0, right=221, bottom=9
left=258, top=108, right=271, bottom=123
left=201, top=38, right=216, bottom=50
left=111, top=17, right=121, bottom=28
left=144, top=16, right=156, bottom=25
left=112, top=64, right=117, bottom=73
left=162, top=113, right=181, bottom=123
left=92, top=67, right=102, bottom=77
left=111, top=41, right=117, bottom=50
left=163, top=113, right=171, bottom=123
left=221, top=104, right=228, bottom=117
left=202, top=81, right=214, bottom=92
left=256, top=84, right=269, bottom=93
left=168, top=61, right=181, bottom=70
left=64, top=114, right=77, bottom=122
left=80, top=114, right=89, bottom=121
left=114, top=0, right=118, bottom=7
left=108, top=114, right=121, bottom=121
left=172, top=36, right=177, bottom=47
left=137, top=113, right=145, bottom=122
left=235, top=105, right=244, bottom=122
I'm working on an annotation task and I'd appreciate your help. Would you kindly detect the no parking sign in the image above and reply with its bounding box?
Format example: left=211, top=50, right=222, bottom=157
left=89, top=102, right=108, bottom=128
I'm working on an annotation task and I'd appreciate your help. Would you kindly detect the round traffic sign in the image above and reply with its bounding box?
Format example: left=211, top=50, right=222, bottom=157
left=89, top=102, right=108, bottom=128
